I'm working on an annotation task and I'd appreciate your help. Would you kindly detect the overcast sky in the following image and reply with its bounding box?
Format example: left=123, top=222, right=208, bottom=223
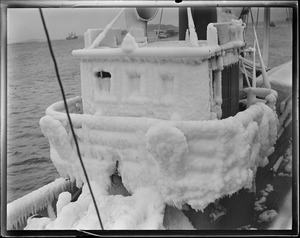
left=7, top=7, right=289, bottom=44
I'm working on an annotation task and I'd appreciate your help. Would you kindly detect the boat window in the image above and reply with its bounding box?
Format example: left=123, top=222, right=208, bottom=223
left=162, top=75, right=173, bottom=93
left=160, top=74, right=174, bottom=103
left=94, top=71, right=111, bottom=92
left=128, top=72, right=141, bottom=96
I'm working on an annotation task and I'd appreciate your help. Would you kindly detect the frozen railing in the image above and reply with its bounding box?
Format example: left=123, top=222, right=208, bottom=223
left=45, top=96, right=83, bottom=118
left=7, top=178, right=73, bottom=230
left=240, top=87, right=278, bottom=109
left=207, top=19, right=246, bottom=47
left=40, top=95, right=278, bottom=211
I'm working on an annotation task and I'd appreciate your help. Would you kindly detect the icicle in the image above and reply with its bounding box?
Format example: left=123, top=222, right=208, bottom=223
left=47, top=203, right=56, bottom=220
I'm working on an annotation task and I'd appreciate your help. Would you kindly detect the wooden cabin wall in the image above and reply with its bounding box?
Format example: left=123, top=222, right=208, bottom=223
left=221, top=63, right=240, bottom=119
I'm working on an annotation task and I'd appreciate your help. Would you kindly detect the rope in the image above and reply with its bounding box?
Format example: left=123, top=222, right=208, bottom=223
left=250, top=8, right=255, bottom=28
left=240, top=59, right=251, bottom=88
left=39, top=8, right=104, bottom=230
left=244, top=11, right=249, bottom=36
left=156, top=8, right=164, bottom=42
left=239, top=56, right=262, bottom=80
left=255, top=7, right=260, bottom=29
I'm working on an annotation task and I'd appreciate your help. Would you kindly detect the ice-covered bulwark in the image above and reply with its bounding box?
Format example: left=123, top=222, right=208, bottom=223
left=7, top=178, right=72, bottom=230
left=25, top=185, right=166, bottom=230
left=40, top=97, right=278, bottom=211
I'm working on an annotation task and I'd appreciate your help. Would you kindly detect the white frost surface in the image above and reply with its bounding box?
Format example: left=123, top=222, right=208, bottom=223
left=40, top=101, right=278, bottom=214
left=79, top=60, right=212, bottom=121
left=35, top=83, right=279, bottom=229
left=25, top=185, right=165, bottom=230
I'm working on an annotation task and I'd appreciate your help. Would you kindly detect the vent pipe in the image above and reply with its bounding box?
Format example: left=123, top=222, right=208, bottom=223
left=125, top=8, right=159, bottom=43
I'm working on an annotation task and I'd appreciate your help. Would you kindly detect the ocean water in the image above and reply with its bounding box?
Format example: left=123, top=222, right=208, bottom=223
left=244, top=21, right=292, bottom=69
left=7, top=38, right=83, bottom=203
left=6, top=21, right=292, bottom=204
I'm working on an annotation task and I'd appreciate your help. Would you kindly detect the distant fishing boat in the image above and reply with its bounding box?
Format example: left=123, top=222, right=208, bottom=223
left=66, top=32, right=78, bottom=40
left=270, top=21, right=276, bottom=27
left=154, top=29, right=168, bottom=38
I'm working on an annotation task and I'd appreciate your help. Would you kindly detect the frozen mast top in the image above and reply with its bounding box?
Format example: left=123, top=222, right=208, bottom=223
left=72, top=8, right=246, bottom=121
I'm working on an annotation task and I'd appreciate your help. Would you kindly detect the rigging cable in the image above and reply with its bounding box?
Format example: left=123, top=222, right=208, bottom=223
left=39, top=8, right=104, bottom=230
left=255, top=7, right=260, bottom=30
left=156, top=8, right=164, bottom=42
left=244, top=10, right=249, bottom=36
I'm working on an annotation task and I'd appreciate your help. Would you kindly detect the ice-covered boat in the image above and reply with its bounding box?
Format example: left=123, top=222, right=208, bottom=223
left=66, top=32, right=78, bottom=40
left=7, top=7, right=292, bottom=230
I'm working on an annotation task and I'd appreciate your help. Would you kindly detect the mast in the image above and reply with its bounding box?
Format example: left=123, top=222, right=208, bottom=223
left=187, top=7, right=199, bottom=46
left=263, top=8, right=270, bottom=69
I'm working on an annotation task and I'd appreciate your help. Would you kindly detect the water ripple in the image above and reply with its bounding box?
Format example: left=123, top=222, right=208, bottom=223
left=7, top=39, right=82, bottom=202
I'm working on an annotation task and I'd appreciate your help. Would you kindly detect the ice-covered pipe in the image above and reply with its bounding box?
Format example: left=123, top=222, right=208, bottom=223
left=124, top=8, right=158, bottom=43
left=187, top=7, right=199, bottom=47
left=89, top=8, right=125, bottom=49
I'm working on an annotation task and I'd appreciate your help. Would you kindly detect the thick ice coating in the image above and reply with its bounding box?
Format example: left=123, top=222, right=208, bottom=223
left=25, top=185, right=166, bottom=230
left=24, top=101, right=278, bottom=230
left=21, top=17, right=281, bottom=229
left=39, top=101, right=278, bottom=212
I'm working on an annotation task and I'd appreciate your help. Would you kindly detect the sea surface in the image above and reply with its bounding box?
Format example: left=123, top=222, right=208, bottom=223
left=7, top=37, right=83, bottom=203
left=6, top=21, right=292, bottom=203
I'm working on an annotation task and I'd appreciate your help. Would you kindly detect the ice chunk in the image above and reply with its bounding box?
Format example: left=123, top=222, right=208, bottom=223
left=56, top=192, right=72, bottom=216
left=26, top=184, right=165, bottom=230
left=265, top=184, right=274, bottom=193
left=121, top=33, right=139, bottom=53
left=146, top=123, right=189, bottom=178
left=259, top=210, right=278, bottom=223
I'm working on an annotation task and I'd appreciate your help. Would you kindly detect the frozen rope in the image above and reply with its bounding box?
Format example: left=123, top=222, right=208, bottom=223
left=39, top=8, right=104, bottom=230
left=239, top=57, right=251, bottom=87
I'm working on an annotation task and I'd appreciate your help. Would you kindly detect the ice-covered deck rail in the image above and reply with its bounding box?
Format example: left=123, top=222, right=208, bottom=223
left=40, top=97, right=278, bottom=211
left=7, top=178, right=72, bottom=230
left=72, top=40, right=245, bottom=65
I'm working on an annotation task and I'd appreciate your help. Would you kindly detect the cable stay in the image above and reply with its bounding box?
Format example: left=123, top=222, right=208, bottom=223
left=39, top=8, right=104, bottom=230
left=155, top=8, right=164, bottom=42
